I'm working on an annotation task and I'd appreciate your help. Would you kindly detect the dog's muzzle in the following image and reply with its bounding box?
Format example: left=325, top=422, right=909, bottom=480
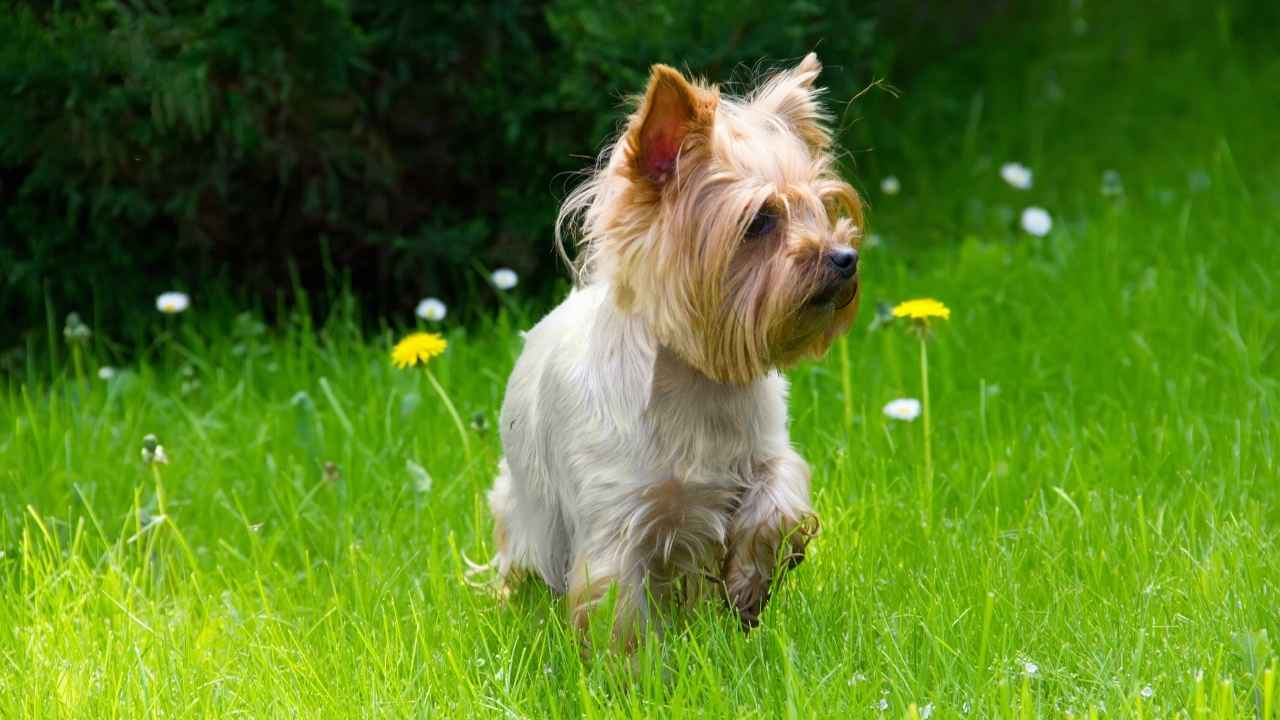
left=808, top=246, right=859, bottom=309
left=809, top=271, right=858, bottom=310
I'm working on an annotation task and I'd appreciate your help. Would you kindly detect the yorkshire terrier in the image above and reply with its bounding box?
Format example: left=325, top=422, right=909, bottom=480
left=481, top=54, right=862, bottom=645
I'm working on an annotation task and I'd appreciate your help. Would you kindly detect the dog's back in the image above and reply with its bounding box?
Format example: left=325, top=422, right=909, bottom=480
left=491, top=283, right=658, bottom=592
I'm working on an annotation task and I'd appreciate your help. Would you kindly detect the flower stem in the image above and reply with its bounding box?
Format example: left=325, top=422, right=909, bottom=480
left=152, top=463, right=201, bottom=588
left=920, top=333, right=933, bottom=526
left=70, top=343, right=86, bottom=398
left=425, top=367, right=472, bottom=466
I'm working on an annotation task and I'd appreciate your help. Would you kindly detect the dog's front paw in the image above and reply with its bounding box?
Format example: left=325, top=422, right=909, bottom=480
left=722, top=512, right=819, bottom=630
left=723, top=566, right=770, bottom=630
left=782, top=512, right=820, bottom=569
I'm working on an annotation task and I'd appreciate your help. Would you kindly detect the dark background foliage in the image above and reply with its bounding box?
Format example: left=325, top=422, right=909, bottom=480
left=0, top=0, right=1009, bottom=341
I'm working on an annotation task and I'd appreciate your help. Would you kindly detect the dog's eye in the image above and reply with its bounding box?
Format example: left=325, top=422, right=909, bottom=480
left=744, top=208, right=777, bottom=239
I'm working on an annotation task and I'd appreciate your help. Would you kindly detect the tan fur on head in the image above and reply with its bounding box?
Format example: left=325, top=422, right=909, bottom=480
left=558, top=54, right=863, bottom=384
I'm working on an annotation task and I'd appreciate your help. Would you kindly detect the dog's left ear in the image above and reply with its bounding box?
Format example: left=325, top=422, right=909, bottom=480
left=753, top=52, right=832, bottom=151
left=626, top=65, right=718, bottom=185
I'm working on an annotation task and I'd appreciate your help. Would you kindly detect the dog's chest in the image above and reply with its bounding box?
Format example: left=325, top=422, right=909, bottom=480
left=631, top=359, right=766, bottom=574
left=644, top=347, right=764, bottom=488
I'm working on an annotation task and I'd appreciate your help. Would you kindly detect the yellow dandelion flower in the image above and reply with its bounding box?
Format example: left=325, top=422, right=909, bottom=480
left=392, top=332, right=447, bottom=369
left=892, top=298, right=951, bottom=321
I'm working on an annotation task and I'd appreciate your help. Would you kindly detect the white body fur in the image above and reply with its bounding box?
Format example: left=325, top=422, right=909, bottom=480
left=488, top=282, right=812, bottom=634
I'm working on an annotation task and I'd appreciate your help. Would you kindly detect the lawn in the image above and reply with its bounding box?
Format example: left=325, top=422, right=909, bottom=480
left=3, top=5, right=1279, bottom=719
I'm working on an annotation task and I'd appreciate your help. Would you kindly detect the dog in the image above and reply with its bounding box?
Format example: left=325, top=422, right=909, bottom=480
left=481, top=53, right=862, bottom=646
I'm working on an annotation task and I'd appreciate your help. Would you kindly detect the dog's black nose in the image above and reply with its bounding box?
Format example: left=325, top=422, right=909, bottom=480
left=826, top=247, right=858, bottom=277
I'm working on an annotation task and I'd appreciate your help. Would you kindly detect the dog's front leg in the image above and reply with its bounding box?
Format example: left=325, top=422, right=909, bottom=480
left=722, top=450, right=818, bottom=629
left=565, top=543, right=649, bottom=652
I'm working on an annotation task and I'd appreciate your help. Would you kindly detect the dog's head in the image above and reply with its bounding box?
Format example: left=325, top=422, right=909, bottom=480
left=561, top=54, right=863, bottom=384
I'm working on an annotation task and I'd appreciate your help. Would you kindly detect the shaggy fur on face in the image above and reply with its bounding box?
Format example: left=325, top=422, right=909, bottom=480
left=560, top=52, right=863, bottom=385
left=479, top=54, right=862, bottom=647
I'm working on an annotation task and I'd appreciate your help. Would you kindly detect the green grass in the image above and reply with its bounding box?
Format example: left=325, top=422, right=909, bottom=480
left=3, top=5, right=1279, bottom=718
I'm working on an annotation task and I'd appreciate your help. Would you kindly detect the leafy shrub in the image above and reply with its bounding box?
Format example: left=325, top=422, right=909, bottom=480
left=0, top=0, right=998, bottom=340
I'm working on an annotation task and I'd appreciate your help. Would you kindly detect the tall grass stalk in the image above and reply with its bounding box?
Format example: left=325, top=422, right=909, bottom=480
left=839, top=335, right=854, bottom=431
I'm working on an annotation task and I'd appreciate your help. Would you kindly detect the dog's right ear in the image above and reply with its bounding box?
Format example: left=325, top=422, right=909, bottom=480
left=626, top=65, right=718, bottom=185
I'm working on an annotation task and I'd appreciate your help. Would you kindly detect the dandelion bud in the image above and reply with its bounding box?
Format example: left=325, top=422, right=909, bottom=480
left=867, top=301, right=895, bottom=332
left=323, top=462, right=341, bottom=484
left=63, top=312, right=92, bottom=343
left=141, top=434, right=164, bottom=465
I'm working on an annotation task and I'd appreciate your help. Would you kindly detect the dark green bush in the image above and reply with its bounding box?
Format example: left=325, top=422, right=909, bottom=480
left=0, top=0, right=1000, bottom=340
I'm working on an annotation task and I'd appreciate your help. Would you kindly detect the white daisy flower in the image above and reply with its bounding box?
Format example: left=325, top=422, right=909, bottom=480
left=880, top=176, right=901, bottom=195
left=415, top=297, right=447, bottom=322
left=155, top=291, right=190, bottom=314
left=1140, top=686, right=1153, bottom=699
left=883, top=398, right=922, bottom=422
left=1020, top=207, right=1053, bottom=236
left=1000, top=162, right=1033, bottom=190
left=1024, top=661, right=1039, bottom=676
left=491, top=268, right=518, bottom=291
left=921, top=703, right=935, bottom=719
left=97, top=366, right=116, bottom=381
